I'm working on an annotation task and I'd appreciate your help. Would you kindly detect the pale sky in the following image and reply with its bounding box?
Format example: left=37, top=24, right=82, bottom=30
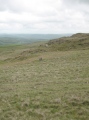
left=0, top=0, right=89, bottom=34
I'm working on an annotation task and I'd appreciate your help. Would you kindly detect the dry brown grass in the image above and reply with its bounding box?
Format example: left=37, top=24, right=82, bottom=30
left=0, top=44, right=89, bottom=120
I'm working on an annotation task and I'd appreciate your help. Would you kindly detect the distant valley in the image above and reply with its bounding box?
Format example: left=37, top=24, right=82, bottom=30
left=0, top=34, right=71, bottom=46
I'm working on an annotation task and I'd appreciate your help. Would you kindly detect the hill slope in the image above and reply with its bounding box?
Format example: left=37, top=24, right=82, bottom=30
left=0, top=33, right=89, bottom=120
left=1, top=33, right=89, bottom=63
left=47, top=33, right=89, bottom=51
left=0, top=48, right=89, bottom=120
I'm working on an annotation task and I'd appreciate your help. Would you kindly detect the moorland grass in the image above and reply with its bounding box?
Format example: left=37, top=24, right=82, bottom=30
left=0, top=45, right=89, bottom=120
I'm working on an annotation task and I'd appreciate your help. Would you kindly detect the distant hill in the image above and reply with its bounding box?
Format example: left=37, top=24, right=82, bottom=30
left=47, top=33, right=89, bottom=50
left=0, top=34, right=71, bottom=46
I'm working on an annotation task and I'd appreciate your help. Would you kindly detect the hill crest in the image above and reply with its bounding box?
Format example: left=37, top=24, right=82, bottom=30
left=47, top=33, right=89, bottom=50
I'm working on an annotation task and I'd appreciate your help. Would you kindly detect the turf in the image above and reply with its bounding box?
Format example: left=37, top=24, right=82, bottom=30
left=0, top=43, right=89, bottom=120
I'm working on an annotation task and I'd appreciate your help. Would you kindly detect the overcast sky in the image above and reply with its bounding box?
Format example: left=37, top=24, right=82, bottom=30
left=0, top=0, right=89, bottom=34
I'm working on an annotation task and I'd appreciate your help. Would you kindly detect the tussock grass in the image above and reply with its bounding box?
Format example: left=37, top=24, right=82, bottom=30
left=0, top=43, right=89, bottom=119
left=48, top=33, right=89, bottom=51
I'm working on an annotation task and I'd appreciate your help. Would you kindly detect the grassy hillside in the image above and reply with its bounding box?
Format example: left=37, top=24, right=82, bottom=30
left=47, top=33, right=89, bottom=51
left=0, top=33, right=89, bottom=120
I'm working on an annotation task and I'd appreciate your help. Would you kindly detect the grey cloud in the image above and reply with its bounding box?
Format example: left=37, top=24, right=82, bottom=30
left=0, top=0, right=25, bottom=12
left=0, top=0, right=8, bottom=11
left=80, top=0, right=89, bottom=4
left=62, top=0, right=89, bottom=15
left=0, top=0, right=89, bottom=33
left=63, top=0, right=89, bottom=4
